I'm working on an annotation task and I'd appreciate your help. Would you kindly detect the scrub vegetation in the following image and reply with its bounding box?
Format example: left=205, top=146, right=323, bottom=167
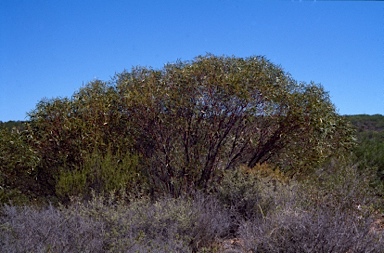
left=1, top=55, right=383, bottom=252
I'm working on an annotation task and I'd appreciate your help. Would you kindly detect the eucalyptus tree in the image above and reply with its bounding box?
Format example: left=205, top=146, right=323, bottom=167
left=0, top=126, right=39, bottom=203
left=115, top=55, right=355, bottom=195
left=27, top=81, right=140, bottom=199
left=26, top=55, right=355, bottom=198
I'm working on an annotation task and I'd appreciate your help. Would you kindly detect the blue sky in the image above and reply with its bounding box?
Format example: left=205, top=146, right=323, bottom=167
left=1, top=0, right=383, bottom=121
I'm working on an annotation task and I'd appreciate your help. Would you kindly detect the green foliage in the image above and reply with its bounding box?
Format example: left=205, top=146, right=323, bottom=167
left=354, top=133, right=384, bottom=183
left=0, top=126, right=40, bottom=204
left=26, top=80, right=137, bottom=198
left=6, top=54, right=355, bottom=200
left=347, top=114, right=384, bottom=132
left=0, top=121, right=26, bottom=131
left=115, top=54, right=354, bottom=195
left=55, top=148, right=144, bottom=201
left=346, top=114, right=384, bottom=192
left=0, top=188, right=30, bottom=206
left=27, top=80, right=134, bottom=169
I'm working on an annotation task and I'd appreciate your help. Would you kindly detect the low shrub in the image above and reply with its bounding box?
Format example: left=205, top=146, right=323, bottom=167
left=0, top=188, right=30, bottom=206
left=2, top=161, right=382, bottom=252
left=0, top=204, right=104, bottom=253
left=238, top=161, right=384, bottom=253
left=301, top=160, right=383, bottom=213
left=0, top=193, right=231, bottom=252
left=69, top=193, right=231, bottom=252
left=214, top=163, right=295, bottom=221
left=239, top=203, right=383, bottom=253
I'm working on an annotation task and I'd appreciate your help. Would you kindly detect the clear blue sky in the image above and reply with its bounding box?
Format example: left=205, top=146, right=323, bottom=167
left=1, top=0, right=383, bottom=122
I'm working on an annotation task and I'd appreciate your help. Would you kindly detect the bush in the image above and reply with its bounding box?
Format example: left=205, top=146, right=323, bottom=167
left=238, top=161, right=384, bottom=253
left=301, top=160, right=383, bottom=213
left=346, top=114, right=384, bottom=195
left=0, top=127, right=40, bottom=205
left=0, top=193, right=231, bottom=252
left=26, top=81, right=136, bottom=199
left=55, top=148, right=145, bottom=202
left=0, top=189, right=30, bottom=207
left=239, top=204, right=383, bottom=253
left=214, top=163, right=294, bottom=221
left=70, top=193, right=231, bottom=252
left=0, top=204, right=104, bottom=253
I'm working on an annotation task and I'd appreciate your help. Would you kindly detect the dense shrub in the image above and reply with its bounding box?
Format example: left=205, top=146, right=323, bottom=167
left=214, top=163, right=294, bottom=221
left=72, top=193, right=231, bottom=252
left=346, top=114, right=384, bottom=194
left=239, top=204, right=383, bottom=253
left=55, top=148, right=145, bottom=202
left=1, top=162, right=383, bottom=252
left=301, top=160, right=383, bottom=213
left=0, top=204, right=105, bottom=253
left=26, top=81, right=137, bottom=199
left=0, top=127, right=40, bottom=204
left=239, top=161, right=384, bottom=253
left=0, top=193, right=231, bottom=252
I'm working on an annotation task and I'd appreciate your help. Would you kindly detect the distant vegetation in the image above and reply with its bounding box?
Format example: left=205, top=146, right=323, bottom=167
left=0, top=121, right=26, bottom=131
left=347, top=114, right=384, bottom=132
left=347, top=114, right=384, bottom=189
left=1, top=55, right=383, bottom=252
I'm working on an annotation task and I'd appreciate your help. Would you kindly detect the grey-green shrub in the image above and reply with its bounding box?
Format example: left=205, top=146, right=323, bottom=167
left=238, top=161, right=384, bottom=253
left=214, top=164, right=295, bottom=221
left=0, top=193, right=231, bottom=252
left=301, top=160, right=383, bottom=213
left=69, top=193, right=231, bottom=252
left=239, top=203, right=383, bottom=253
left=0, top=204, right=105, bottom=253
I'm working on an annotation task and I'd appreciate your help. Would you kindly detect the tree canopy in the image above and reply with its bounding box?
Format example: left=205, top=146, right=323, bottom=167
left=113, top=55, right=354, bottom=194
left=2, top=55, right=355, bottom=200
